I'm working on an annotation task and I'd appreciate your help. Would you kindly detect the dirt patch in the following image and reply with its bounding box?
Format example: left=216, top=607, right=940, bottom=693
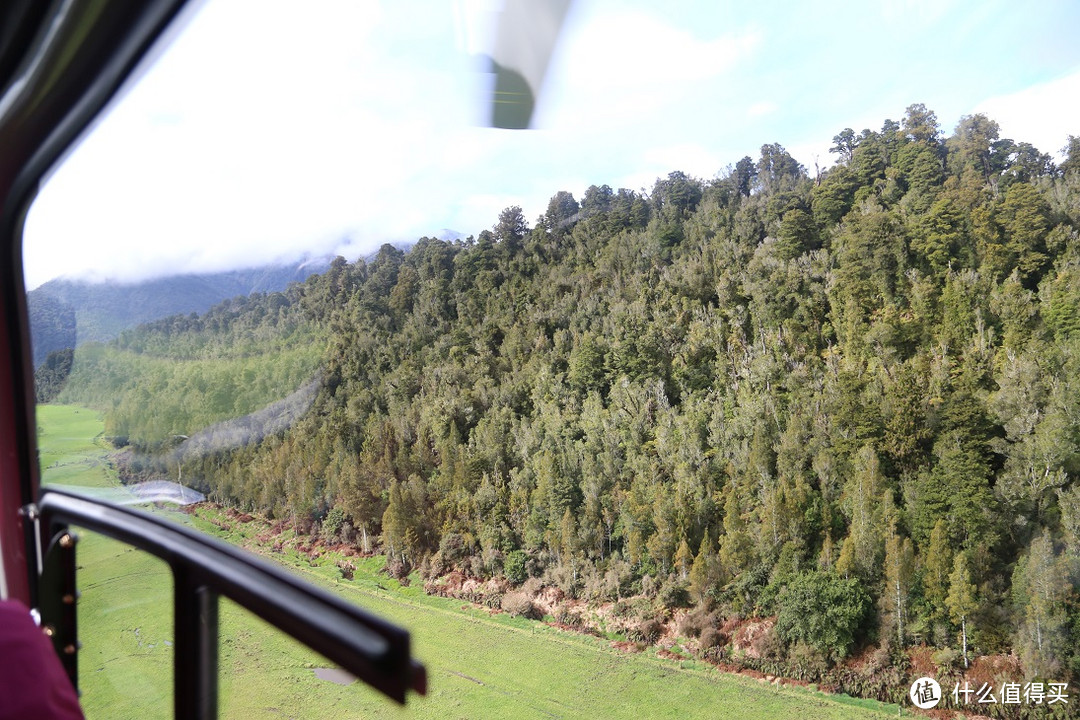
left=611, top=641, right=644, bottom=653
left=731, top=617, right=775, bottom=659
left=967, top=653, right=1024, bottom=689
left=329, top=544, right=359, bottom=557
left=908, top=645, right=937, bottom=677
left=532, top=586, right=565, bottom=616
left=224, top=507, right=254, bottom=523
left=707, top=659, right=768, bottom=681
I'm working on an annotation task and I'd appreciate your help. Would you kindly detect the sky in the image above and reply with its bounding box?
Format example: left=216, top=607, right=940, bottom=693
left=22, top=0, right=1080, bottom=289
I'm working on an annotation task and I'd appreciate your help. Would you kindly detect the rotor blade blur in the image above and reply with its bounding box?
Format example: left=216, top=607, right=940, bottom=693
left=488, top=0, right=572, bottom=129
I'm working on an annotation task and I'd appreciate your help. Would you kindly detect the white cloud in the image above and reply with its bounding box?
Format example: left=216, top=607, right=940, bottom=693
left=539, top=8, right=760, bottom=129
left=972, top=69, right=1080, bottom=157
left=24, top=0, right=473, bottom=287
left=747, top=101, right=778, bottom=119
left=21, top=0, right=1080, bottom=291
left=564, top=11, right=758, bottom=86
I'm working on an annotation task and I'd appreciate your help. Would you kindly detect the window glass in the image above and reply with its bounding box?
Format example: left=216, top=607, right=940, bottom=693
left=73, top=528, right=173, bottom=719
left=24, top=0, right=1080, bottom=717
left=217, top=597, right=383, bottom=719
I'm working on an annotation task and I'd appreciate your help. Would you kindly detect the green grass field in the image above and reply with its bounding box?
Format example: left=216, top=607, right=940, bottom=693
left=38, top=404, right=906, bottom=719
left=37, top=404, right=117, bottom=488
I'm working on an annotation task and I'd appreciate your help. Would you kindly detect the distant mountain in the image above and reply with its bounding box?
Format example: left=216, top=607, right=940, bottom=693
left=27, top=258, right=332, bottom=366
left=358, top=240, right=416, bottom=262
left=436, top=229, right=465, bottom=242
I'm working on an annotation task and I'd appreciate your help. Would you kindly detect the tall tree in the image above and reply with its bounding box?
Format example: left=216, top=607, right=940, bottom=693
left=835, top=445, right=886, bottom=581
left=689, top=533, right=717, bottom=604
left=946, top=552, right=978, bottom=668
left=947, top=114, right=1000, bottom=183
left=922, top=519, right=954, bottom=634
left=495, top=205, right=528, bottom=253
left=902, top=103, right=941, bottom=145
left=883, top=526, right=915, bottom=649
left=756, top=143, right=803, bottom=193
left=1060, top=135, right=1080, bottom=177
left=1012, top=532, right=1070, bottom=676
left=733, top=156, right=756, bottom=197
left=543, top=191, right=580, bottom=234
left=999, top=182, right=1051, bottom=284
left=830, top=128, right=858, bottom=165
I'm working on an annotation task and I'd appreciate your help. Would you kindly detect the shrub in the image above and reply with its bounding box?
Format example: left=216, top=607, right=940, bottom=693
left=635, top=617, right=660, bottom=643
left=417, top=554, right=435, bottom=582
left=678, top=605, right=718, bottom=638
left=481, top=545, right=504, bottom=577
left=628, top=617, right=665, bottom=645
left=521, top=577, right=544, bottom=598
left=612, top=599, right=634, bottom=619
left=322, top=506, right=346, bottom=542
left=554, top=607, right=584, bottom=629
left=658, top=577, right=691, bottom=608
left=597, top=560, right=636, bottom=600
left=504, top=550, right=528, bottom=584
left=501, top=590, right=540, bottom=619
left=339, top=520, right=355, bottom=544
left=336, top=559, right=355, bottom=581
left=546, top=564, right=581, bottom=599
left=931, top=646, right=961, bottom=672
left=438, top=533, right=472, bottom=567
left=774, top=571, right=871, bottom=662
left=698, top=626, right=726, bottom=655
left=752, top=624, right=785, bottom=661
left=385, top=556, right=411, bottom=581
left=788, top=641, right=828, bottom=679
left=525, top=555, right=544, bottom=580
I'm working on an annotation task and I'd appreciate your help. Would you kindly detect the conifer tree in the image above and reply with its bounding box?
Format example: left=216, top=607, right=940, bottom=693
left=883, top=527, right=914, bottom=649
left=946, top=552, right=977, bottom=668
left=688, top=533, right=715, bottom=604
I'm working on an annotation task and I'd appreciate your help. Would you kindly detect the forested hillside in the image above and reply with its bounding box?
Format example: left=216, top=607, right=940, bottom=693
left=48, top=105, right=1080, bottom=696
left=28, top=257, right=331, bottom=366
left=54, top=286, right=324, bottom=447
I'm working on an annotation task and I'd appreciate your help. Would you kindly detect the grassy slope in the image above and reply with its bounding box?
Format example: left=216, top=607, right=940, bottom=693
left=38, top=404, right=902, bottom=720
left=38, top=404, right=174, bottom=717
left=37, top=404, right=116, bottom=487
left=55, top=339, right=323, bottom=448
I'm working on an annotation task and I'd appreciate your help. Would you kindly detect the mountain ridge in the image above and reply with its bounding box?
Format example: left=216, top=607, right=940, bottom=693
left=28, top=257, right=332, bottom=366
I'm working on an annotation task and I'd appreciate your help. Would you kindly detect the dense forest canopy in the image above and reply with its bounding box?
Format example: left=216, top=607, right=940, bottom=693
left=46, top=105, right=1080, bottom=689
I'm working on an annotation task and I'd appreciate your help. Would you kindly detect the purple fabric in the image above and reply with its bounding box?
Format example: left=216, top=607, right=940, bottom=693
left=0, top=600, right=84, bottom=720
